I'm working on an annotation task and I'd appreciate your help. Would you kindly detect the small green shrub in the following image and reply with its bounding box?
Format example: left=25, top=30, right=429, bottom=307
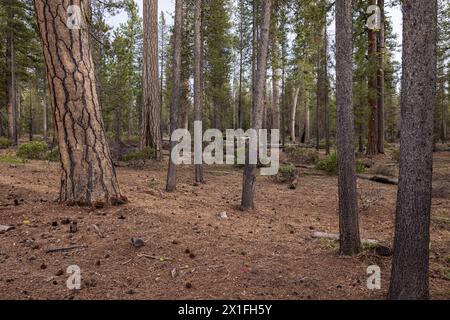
left=0, top=137, right=11, bottom=149
left=0, top=155, right=25, bottom=165
left=276, top=164, right=297, bottom=182
left=47, top=147, right=60, bottom=162
left=441, top=268, right=450, bottom=281
left=285, top=146, right=319, bottom=164
left=16, top=141, right=48, bottom=160
left=122, top=147, right=155, bottom=162
left=316, top=152, right=365, bottom=175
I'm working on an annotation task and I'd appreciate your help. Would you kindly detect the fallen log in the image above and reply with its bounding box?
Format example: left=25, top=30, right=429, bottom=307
left=357, top=174, right=398, bottom=185
left=312, top=231, right=379, bottom=245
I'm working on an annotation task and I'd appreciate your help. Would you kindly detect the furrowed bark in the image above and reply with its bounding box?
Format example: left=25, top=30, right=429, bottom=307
left=34, top=0, right=127, bottom=207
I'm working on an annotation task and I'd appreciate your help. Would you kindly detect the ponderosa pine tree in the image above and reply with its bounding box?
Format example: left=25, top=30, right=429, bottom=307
left=194, top=0, right=204, bottom=183
left=166, top=0, right=183, bottom=192
left=389, top=0, right=438, bottom=300
left=240, top=0, right=272, bottom=211
left=336, top=0, right=361, bottom=255
left=34, top=0, right=127, bottom=207
left=141, top=0, right=162, bottom=159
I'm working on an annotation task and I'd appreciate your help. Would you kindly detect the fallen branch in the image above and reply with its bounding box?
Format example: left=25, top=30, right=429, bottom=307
left=0, top=225, right=15, bottom=233
left=357, top=174, right=398, bottom=185
left=45, top=245, right=88, bottom=254
left=312, top=231, right=379, bottom=245
left=91, top=224, right=104, bottom=238
left=137, top=253, right=173, bottom=261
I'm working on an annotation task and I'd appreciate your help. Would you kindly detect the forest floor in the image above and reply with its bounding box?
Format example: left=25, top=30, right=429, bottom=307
left=0, top=145, right=449, bottom=300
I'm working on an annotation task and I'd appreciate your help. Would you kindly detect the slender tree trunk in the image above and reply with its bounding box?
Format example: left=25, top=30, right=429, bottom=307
left=335, top=0, right=361, bottom=255
left=141, top=0, right=162, bottom=160
left=388, top=0, right=437, bottom=300
left=367, top=0, right=379, bottom=156
left=377, top=0, right=385, bottom=153
left=241, top=0, right=272, bottom=211
left=34, top=0, right=127, bottom=207
left=166, top=0, right=183, bottom=192
left=323, top=26, right=330, bottom=155
left=305, top=92, right=310, bottom=143
left=160, top=13, right=165, bottom=139
left=7, top=25, right=18, bottom=146
left=291, top=87, right=300, bottom=143
left=43, top=86, right=48, bottom=142
left=29, top=94, right=33, bottom=142
left=316, top=37, right=322, bottom=151
left=194, top=0, right=204, bottom=184
left=271, top=22, right=281, bottom=133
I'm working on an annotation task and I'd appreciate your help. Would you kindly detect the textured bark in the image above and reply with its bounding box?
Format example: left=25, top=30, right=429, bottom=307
left=290, top=87, right=300, bottom=143
left=194, top=0, right=204, bottom=183
left=43, top=87, right=48, bottom=141
left=367, top=0, right=379, bottom=156
left=241, top=0, right=272, bottom=211
left=141, top=0, right=162, bottom=160
left=323, top=27, right=330, bottom=155
left=336, top=0, right=361, bottom=255
left=377, top=0, right=385, bottom=154
left=34, top=0, right=127, bottom=207
left=6, top=21, right=18, bottom=146
left=271, top=23, right=281, bottom=132
left=166, top=0, right=183, bottom=192
left=389, top=0, right=437, bottom=300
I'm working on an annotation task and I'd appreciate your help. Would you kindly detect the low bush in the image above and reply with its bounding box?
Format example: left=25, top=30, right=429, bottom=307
left=0, top=137, right=11, bottom=149
left=16, top=141, right=48, bottom=160
left=276, top=164, right=297, bottom=182
left=122, top=147, right=155, bottom=162
left=316, top=152, right=365, bottom=175
left=47, top=147, right=60, bottom=162
left=284, top=146, right=319, bottom=164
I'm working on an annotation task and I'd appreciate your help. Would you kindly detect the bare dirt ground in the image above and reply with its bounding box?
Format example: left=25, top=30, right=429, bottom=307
left=0, top=147, right=449, bottom=300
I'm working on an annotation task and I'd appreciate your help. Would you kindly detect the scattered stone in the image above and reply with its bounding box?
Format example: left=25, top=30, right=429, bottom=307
left=185, top=282, right=192, bottom=289
left=40, top=263, right=47, bottom=270
left=131, top=238, right=145, bottom=248
left=51, top=221, right=58, bottom=227
left=185, top=249, right=191, bottom=254
left=27, top=255, right=36, bottom=261
left=95, top=260, right=101, bottom=266
left=218, top=211, right=228, bottom=219
left=171, top=268, right=178, bottom=278
left=61, top=219, right=71, bottom=225
left=0, top=225, right=15, bottom=233
left=126, top=289, right=135, bottom=295
left=189, top=253, right=196, bottom=259
left=172, top=240, right=179, bottom=245
left=55, top=269, right=64, bottom=276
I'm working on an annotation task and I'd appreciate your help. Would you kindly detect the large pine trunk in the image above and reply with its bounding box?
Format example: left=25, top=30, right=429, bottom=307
left=388, top=0, right=437, bottom=300
left=34, top=0, right=127, bottom=207
left=335, top=0, right=361, bottom=255
left=166, top=0, right=183, bottom=192
left=290, top=87, right=300, bottom=143
left=240, top=0, right=272, bottom=211
left=141, top=0, right=162, bottom=159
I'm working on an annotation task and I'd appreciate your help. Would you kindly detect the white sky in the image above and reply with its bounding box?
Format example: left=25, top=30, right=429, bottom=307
left=107, top=1, right=403, bottom=71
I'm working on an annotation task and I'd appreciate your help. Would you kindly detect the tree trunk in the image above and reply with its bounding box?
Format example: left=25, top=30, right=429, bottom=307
left=377, top=0, right=385, bottom=154
left=271, top=22, right=281, bottom=133
left=141, top=0, right=162, bottom=160
left=166, top=0, right=183, bottom=192
left=29, top=95, right=33, bottom=142
left=43, top=86, right=48, bottom=142
left=367, top=0, right=379, bottom=156
left=291, top=87, right=300, bottom=143
left=194, top=0, right=204, bottom=184
left=323, top=26, right=330, bottom=155
left=335, top=0, right=361, bottom=255
left=7, top=24, right=18, bottom=146
left=34, top=0, right=127, bottom=207
left=388, top=0, right=437, bottom=300
left=241, top=0, right=272, bottom=211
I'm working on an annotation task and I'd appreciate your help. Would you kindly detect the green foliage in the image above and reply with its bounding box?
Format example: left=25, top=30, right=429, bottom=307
left=0, top=154, right=25, bottom=165
left=46, top=147, right=60, bottom=162
left=16, top=141, right=48, bottom=160
left=441, top=268, right=450, bottom=281
left=316, top=152, right=365, bottom=175
left=122, top=147, right=155, bottom=162
left=285, top=146, right=319, bottom=164
left=0, top=137, right=11, bottom=149
left=277, top=164, right=297, bottom=181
